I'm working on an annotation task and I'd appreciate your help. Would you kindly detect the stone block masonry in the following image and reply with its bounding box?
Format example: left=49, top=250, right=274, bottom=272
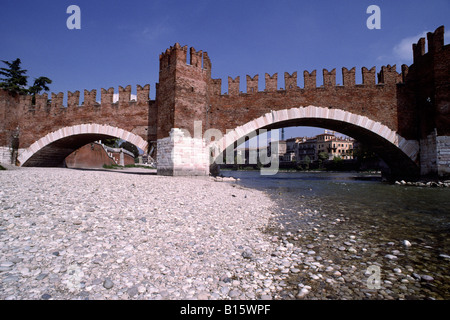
left=0, top=146, right=12, bottom=164
left=437, top=136, right=450, bottom=177
left=157, top=129, right=209, bottom=176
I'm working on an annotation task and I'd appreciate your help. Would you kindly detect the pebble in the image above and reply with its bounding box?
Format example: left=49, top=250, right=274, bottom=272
left=103, top=279, right=114, bottom=290
left=0, top=261, right=14, bottom=267
left=420, top=275, right=434, bottom=282
left=242, top=250, right=253, bottom=259
left=228, top=290, right=241, bottom=298
left=0, top=266, right=13, bottom=272
left=296, top=287, right=309, bottom=299
left=127, top=286, right=139, bottom=297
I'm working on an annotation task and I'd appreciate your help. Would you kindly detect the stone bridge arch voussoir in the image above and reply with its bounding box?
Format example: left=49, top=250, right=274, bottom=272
left=18, top=123, right=148, bottom=167
left=210, top=106, right=419, bottom=169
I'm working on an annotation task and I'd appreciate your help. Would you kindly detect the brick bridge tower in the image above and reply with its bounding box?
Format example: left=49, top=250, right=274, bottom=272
left=398, top=26, right=450, bottom=177
left=156, top=44, right=212, bottom=175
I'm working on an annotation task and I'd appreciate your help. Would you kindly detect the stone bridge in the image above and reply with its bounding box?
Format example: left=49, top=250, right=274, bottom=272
left=0, top=26, right=448, bottom=180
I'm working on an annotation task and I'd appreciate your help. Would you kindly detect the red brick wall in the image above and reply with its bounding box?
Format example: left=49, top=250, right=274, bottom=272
left=0, top=85, right=156, bottom=150
left=65, top=143, right=115, bottom=168
left=65, top=143, right=135, bottom=168
left=206, top=76, right=400, bottom=136
left=0, top=90, right=20, bottom=147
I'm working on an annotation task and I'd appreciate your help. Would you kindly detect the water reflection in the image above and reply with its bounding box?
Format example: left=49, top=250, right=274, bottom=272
left=221, top=170, right=450, bottom=299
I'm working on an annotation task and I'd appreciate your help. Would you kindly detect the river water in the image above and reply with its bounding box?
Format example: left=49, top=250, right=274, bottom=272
left=221, top=170, right=450, bottom=299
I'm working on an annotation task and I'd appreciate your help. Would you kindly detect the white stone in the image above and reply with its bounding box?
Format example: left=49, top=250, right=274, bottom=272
left=402, top=240, right=412, bottom=247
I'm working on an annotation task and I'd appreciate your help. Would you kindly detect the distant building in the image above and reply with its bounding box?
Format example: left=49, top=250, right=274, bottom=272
left=296, top=137, right=317, bottom=163
left=268, top=130, right=355, bottom=163
left=315, top=131, right=354, bottom=160
left=267, top=140, right=287, bottom=161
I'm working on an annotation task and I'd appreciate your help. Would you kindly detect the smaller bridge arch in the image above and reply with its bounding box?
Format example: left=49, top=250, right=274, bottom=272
left=209, top=106, right=420, bottom=179
left=18, top=123, right=148, bottom=167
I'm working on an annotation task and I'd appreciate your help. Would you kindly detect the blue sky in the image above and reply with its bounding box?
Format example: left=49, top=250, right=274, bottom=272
left=1, top=0, right=449, bottom=142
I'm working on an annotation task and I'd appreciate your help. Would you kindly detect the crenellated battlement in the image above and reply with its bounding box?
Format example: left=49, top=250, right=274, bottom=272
left=304, top=70, right=317, bottom=89
left=323, top=68, right=336, bottom=87
left=190, top=47, right=203, bottom=68
left=246, top=75, right=258, bottom=94
left=265, top=73, right=278, bottom=92
left=378, top=65, right=402, bottom=85
left=213, top=65, right=403, bottom=96
left=19, top=84, right=151, bottom=112
left=342, top=67, right=356, bottom=86
left=413, top=26, right=445, bottom=63
left=51, top=92, right=64, bottom=108
left=101, top=87, right=114, bottom=105
left=68, top=90, right=80, bottom=108
left=227, top=76, right=240, bottom=96
left=284, top=72, right=298, bottom=91
left=118, top=85, right=131, bottom=104
left=159, top=43, right=211, bottom=73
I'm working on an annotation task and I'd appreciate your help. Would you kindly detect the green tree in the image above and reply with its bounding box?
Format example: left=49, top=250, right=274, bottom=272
left=331, top=156, right=344, bottom=170
left=0, top=59, right=52, bottom=97
left=0, top=58, right=29, bottom=95
left=29, top=76, right=52, bottom=95
left=102, top=138, right=120, bottom=148
left=318, top=152, right=329, bottom=169
left=302, top=155, right=311, bottom=170
left=318, top=152, right=329, bottom=161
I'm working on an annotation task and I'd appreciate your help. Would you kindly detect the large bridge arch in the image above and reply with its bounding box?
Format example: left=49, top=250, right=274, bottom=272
left=209, top=106, right=420, bottom=179
left=18, top=123, right=148, bottom=167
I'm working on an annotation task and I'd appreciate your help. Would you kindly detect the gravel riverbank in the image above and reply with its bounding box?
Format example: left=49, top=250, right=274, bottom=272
left=0, top=167, right=282, bottom=300
left=1, top=168, right=448, bottom=300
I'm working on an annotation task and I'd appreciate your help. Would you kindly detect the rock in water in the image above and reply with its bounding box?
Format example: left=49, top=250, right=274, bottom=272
left=402, top=240, right=412, bottom=247
left=420, top=275, right=434, bottom=282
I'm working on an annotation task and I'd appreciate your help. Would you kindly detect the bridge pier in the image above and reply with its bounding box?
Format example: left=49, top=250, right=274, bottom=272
left=156, top=129, right=209, bottom=176
left=420, top=130, right=450, bottom=178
